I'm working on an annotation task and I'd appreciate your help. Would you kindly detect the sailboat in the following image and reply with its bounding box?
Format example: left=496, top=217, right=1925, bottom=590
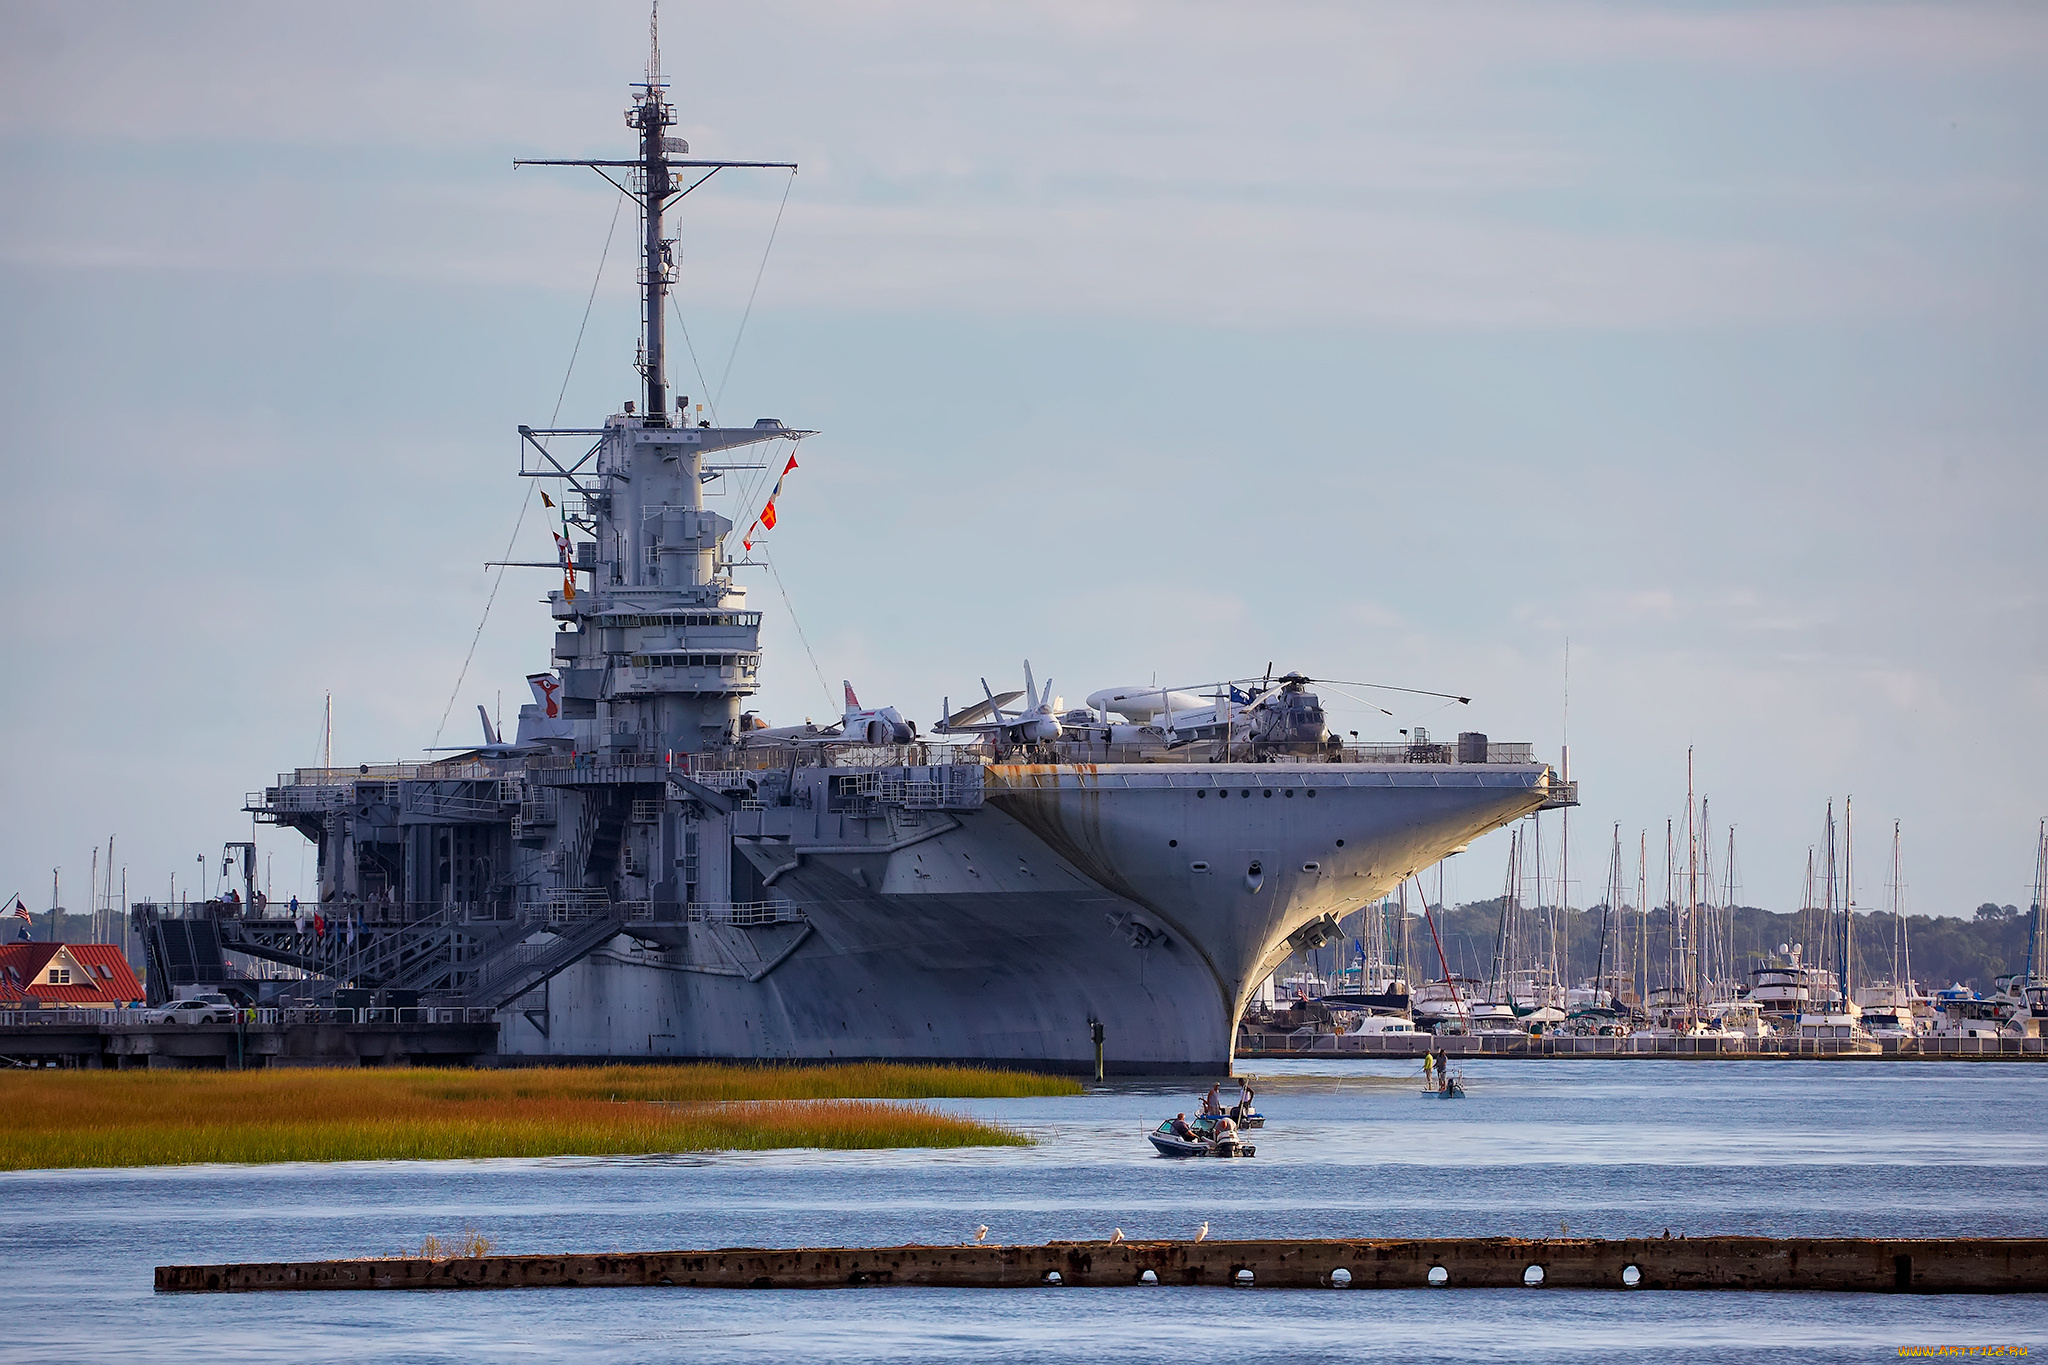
left=1471, top=829, right=1535, bottom=1033
left=1567, top=825, right=1629, bottom=1032
left=2014, top=821, right=2048, bottom=1031
left=1855, top=820, right=1927, bottom=1038
left=1789, top=799, right=1879, bottom=1052
left=1977, top=820, right=2048, bottom=1039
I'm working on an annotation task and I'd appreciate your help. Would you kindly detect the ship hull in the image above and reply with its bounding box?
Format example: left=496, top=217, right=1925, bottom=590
left=497, top=763, right=1554, bottom=1070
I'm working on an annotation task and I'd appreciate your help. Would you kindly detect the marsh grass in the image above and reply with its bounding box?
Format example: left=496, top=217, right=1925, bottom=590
left=0, top=1063, right=1073, bottom=1170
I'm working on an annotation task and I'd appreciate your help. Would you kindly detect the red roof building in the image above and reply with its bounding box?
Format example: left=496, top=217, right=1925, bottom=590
left=0, top=943, right=146, bottom=1007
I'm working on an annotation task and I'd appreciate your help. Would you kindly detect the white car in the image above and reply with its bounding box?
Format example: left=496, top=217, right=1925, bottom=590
left=142, top=999, right=236, bottom=1025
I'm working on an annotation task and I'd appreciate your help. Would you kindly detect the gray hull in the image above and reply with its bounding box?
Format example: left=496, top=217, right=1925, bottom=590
left=500, top=762, right=1555, bottom=1070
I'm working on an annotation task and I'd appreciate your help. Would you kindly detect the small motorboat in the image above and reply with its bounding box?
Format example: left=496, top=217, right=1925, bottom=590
left=1197, top=1084, right=1265, bottom=1130
left=1148, top=1115, right=1257, bottom=1158
left=1419, top=1069, right=1467, bottom=1099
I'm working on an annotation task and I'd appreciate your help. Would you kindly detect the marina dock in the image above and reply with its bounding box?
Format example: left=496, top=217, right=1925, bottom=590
left=1236, top=1031, right=2048, bottom=1060
left=157, top=1236, right=2048, bottom=1294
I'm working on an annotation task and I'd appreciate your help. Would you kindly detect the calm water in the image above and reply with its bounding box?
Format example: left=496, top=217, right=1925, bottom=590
left=4, top=1059, right=2044, bottom=1363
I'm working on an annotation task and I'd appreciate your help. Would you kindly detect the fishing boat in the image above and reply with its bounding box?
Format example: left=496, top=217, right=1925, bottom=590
left=1423, top=1071, right=1466, bottom=1098
left=1147, top=1115, right=1256, bottom=1158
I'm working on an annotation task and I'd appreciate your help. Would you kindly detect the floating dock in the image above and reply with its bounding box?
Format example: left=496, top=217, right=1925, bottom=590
left=156, top=1237, right=2048, bottom=1294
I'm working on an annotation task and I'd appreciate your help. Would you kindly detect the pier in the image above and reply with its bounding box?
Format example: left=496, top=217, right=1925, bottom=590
left=1236, top=1031, right=2048, bottom=1060
left=156, top=1236, right=2048, bottom=1294
left=0, top=1009, right=497, bottom=1069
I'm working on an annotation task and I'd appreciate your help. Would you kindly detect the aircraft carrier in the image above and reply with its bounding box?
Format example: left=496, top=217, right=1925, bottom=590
left=132, top=32, right=1575, bottom=1072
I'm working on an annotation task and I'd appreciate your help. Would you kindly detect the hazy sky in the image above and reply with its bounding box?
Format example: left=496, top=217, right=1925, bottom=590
left=2, top=0, right=2043, bottom=920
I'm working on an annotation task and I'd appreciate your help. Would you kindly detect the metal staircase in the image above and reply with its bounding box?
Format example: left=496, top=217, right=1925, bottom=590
left=192, top=898, right=633, bottom=1012
left=469, top=909, right=632, bottom=1011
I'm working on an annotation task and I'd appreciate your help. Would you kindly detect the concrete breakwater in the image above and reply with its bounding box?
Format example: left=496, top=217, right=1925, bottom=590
left=157, top=1237, right=2048, bottom=1294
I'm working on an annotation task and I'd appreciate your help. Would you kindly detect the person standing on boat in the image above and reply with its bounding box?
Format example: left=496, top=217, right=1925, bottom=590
left=1202, top=1083, right=1222, bottom=1116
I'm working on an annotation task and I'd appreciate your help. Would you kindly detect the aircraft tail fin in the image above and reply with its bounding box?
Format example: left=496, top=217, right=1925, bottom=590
left=527, top=672, right=563, bottom=719
left=477, top=704, right=500, bottom=747
left=843, top=679, right=861, bottom=715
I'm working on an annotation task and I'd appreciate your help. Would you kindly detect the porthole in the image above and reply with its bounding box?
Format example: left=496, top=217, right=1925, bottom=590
left=1307, top=789, right=1317, bottom=798
left=1263, top=789, right=1273, bottom=798
left=1335, top=839, right=1344, bottom=847
left=1302, top=862, right=1320, bottom=872
left=1622, top=1265, right=1641, bottom=1287
left=1168, top=839, right=1178, bottom=847
left=1427, top=1265, right=1448, bottom=1287
left=1198, top=790, right=1207, bottom=798
left=1190, top=862, right=1210, bottom=873
left=1284, top=789, right=1294, bottom=798
left=1241, top=790, right=1251, bottom=798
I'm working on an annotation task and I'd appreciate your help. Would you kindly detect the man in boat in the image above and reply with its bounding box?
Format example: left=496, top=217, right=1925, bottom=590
left=1231, top=1083, right=1255, bottom=1121
left=1201, top=1083, right=1223, bottom=1116
left=1170, top=1113, right=1196, bottom=1141
left=1422, top=1052, right=1435, bottom=1084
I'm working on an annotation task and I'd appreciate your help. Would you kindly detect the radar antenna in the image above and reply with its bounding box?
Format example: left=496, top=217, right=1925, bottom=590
left=515, top=4, right=795, bottom=425
left=647, top=1, right=661, bottom=90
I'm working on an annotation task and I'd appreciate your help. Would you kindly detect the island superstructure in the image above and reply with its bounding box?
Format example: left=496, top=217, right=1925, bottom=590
left=134, top=30, right=1576, bottom=1072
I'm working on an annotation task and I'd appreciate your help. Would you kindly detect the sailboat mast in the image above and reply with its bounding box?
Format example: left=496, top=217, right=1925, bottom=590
left=1890, top=820, right=1904, bottom=987
left=1595, top=823, right=1618, bottom=1006
left=1420, top=874, right=1461, bottom=1016
left=1488, top=828, right=1518, bottom=1003
left=1822, top=804, right=1836, bottom=995
left=1664, top=819, right=1675, bottom=1008
left=2028, top=818, right=2047, bottom=990
left=1637, top=830, right=1648, bottom=1007
left=1558, top=749, right=1570, bottom=1009
left=1685, top=749, right=1700, bottom=1016
left=1723, top=825, right=1736, bottom=995
left=1842, top=796, right=1855, bottom=1006
left=1700, top=795, right=1715, bottom=1003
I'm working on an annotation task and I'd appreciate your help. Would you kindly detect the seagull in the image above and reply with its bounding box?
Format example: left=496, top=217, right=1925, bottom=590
left=1110, top=1229, right=1124, bottom=1244
left=975, top=1225, right=989, bottom=1245
left=1194, top=1221, right=1209, bottom=1243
